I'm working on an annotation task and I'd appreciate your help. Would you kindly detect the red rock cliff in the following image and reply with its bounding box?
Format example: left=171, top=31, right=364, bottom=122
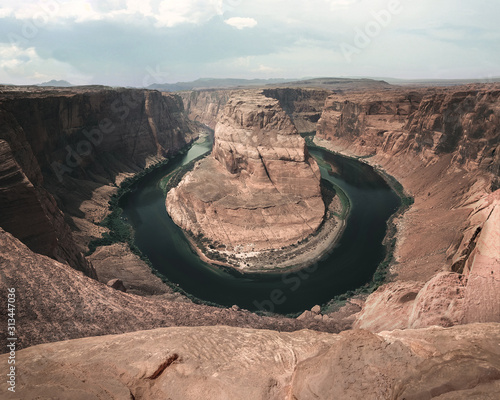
left=0, top=87, right=199, bottom=276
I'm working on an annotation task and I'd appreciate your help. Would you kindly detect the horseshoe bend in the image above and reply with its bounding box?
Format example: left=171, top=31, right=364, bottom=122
left=0, top=80, right=500, bottom=399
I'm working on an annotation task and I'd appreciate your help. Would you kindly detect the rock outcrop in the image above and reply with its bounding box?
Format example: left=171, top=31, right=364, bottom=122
left=167, top=91, right=325, bottom=268
left=179, top=89, right=236, bottom=130
left=315, top=84, right=500, bottom=331
left=0, top=110, right=95, bottom=277
left=4, top=323, right=499, bottom=399
left=317, top=84, right=500, bottom=179
left=179, top=87, right=331, bottom=133
left=262, top=88, right=331, bottom=133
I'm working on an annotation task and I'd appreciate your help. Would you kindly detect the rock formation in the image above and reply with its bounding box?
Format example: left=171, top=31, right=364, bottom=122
left=179, top=89, right=236, bottom=130
left=179, top=87, right=331, bottom=134
left=262, top=88, right=331, bottom=133
left=3, top=323, right=499, bottom=399
left=315, top=84, right=500, bottom=330
left=0, top=110, right=95, bottom=277
left=166, top=91, right=325, bottom=268
left=1, top=82, right=499, bottom=399
left=0, top=87, right=201, bottom=277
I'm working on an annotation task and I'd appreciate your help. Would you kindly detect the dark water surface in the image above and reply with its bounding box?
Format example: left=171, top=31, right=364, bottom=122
left=121, top=140, right=400, bottom=314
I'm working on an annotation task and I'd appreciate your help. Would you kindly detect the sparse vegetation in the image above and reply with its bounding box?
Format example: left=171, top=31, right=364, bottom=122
left=86, top=158, right=170, bottom=255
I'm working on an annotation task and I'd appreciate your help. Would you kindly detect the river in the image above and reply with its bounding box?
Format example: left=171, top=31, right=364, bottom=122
left=121, top=137, right=400, bottom=314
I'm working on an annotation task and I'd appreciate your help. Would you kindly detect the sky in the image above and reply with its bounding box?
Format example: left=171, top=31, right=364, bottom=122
left=0, top=0, right=499, bottom=86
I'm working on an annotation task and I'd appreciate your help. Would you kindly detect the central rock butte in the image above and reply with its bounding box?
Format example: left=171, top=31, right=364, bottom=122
left=166, top=91, right=325, bottom=269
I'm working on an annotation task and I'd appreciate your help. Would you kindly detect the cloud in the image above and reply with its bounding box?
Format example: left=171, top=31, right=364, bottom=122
left=0, top=44, right=91, bottom=85
left=0, top=0, right=498, bottom=85
left=224, top=17, right=257, bottom=29
left=327, top=0, right=361, bottom=10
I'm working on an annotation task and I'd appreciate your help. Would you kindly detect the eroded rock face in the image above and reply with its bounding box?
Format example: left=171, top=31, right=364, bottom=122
left=316, top=84, right=500, bottom=176
left=0, top=87, right=201, bottom=275
left=180, top=87, right=330, bottom=134
left=0, top=112, right=95, bottom=277
left=315, top=84, right=500, bottom=331
left=4, top=323, right=500, bottom=400
left=167, top=91, right=324, bottom=256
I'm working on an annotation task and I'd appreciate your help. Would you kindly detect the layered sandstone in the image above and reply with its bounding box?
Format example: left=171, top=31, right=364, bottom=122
left=167, top=91, right=325, bottom=268
left=314, top=84, right=500, bottom=330
left=179, top=89, right=235, bottom=130
left=262, top=88, right=331, bottom=132
left=0, top=87, right=201, bottom=278
left=179, top=87, right=330, bottom=133
left=3, top=323, right=499, bottom=399
left=0, top=110, right=95, bottom=277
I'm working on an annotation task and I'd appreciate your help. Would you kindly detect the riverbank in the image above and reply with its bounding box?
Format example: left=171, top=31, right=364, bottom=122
left=116, top=136, right=403, bottom=313
left=310, top=137, right=412, bottom=312
left=184, top=190, right=348, bottom=274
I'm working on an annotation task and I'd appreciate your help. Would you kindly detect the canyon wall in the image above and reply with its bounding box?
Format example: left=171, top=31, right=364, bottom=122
left=179, top=89, right=236, bottom=130
left=315, top=84, right=500, bottom=330
left=167, top=91, right=325, bottom=267
left=179, top=87, right=331, bottom=133
left=0, top=87, right=200, bottom=275
left=261, top=88, right=331, bottom=133
left=317, top=85, right=500, bottom=177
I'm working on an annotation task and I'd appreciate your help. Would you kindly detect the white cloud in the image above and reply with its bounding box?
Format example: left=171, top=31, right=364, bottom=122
left=327, top=0, right=360, bottom=10
left=0, top=7, right=13, bottom=18
left=0, top=44, right=91, bottom=85
left=224, top=17, right=257, bottom=29
left=5, top=0, right=226, bottom=27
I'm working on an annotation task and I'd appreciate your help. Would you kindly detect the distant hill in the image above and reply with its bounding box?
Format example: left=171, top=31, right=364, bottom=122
left=148, top=78, right=294, bottom=91
left=340, top=76, right=500, bottom=87
left=38, top=80, right=73, bottom=87
left=267, top=77, right=392, bottom=91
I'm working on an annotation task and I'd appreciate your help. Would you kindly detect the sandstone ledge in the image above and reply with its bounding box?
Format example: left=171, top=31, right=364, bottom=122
left=4, top=323, right=500, bottom=400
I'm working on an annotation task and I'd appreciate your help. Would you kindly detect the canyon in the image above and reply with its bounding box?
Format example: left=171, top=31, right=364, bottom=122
left=0, top=81, right=499, bottom=398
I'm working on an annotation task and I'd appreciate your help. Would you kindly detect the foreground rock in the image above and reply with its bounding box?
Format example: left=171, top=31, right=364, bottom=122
left=167, top=91, right=326, bottom=270
left=0, top=228, right=340, bottom=351
left=4, top=323, right=499, bottom=399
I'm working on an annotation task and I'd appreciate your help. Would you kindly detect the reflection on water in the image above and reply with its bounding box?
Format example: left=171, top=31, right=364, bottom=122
left=121, top=139, right=400, bottom=314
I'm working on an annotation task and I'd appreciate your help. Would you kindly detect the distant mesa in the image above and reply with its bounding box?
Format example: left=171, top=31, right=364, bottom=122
left=37, top=79, right=73, bottom=87
left=148, top=78, right=293, bottom=92
left=147, top=77, right=392, bottom=92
